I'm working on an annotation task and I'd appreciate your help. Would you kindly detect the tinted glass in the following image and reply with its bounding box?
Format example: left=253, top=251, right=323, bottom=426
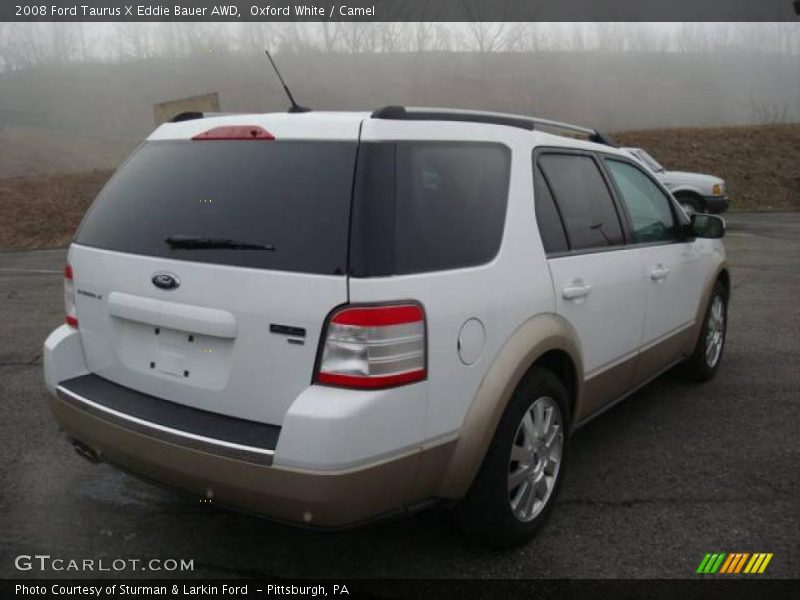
left=350, top=142, right=511, bottom=276
left=76, top=141, right=357, bottom=274
left=537, top=154, right=623, bottom=251
left=606, top=159, right=677, bottom=243
left=533, top=164, right=568, bottom=254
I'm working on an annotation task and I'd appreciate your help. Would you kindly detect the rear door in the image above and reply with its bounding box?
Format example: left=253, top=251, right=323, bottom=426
left=69, top=133, right=358, bottom=425
left=535, top=150, right=647, bottom=419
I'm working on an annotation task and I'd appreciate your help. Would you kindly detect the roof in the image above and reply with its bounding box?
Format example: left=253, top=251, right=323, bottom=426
left=148, top=107, right=619, bottom=151
left=149, top=111, right=370, bottom=141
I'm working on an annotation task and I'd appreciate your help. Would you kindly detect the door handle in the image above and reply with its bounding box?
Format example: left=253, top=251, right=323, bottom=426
left=562, top=283, right=592, bottom=300
left=651, top=265, right=670, bottom=281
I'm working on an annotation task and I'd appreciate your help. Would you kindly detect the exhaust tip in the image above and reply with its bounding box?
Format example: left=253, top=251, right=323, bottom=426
left=71, top=439, right=101, bottom=464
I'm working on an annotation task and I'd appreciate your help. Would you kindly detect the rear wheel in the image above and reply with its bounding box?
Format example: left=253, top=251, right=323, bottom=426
left=684, top=281, right=728, bottom=381
left=456, top=367, right=569, bottom=548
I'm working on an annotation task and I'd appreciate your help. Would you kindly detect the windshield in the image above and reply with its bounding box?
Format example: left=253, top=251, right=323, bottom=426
left=76, top=140, right=358, bottom=274
left=632, top=148, right=665, bottom=173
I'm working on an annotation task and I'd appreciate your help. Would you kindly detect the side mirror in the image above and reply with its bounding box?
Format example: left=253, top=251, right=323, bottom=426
left=691, top=214, right=725, bottom=239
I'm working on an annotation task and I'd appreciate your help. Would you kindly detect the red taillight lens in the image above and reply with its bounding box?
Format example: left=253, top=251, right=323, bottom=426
left=192, top=125, right=275, bottom=141
left=64, top=263, right=78, bottom=328
left=316, top=303, right=426, bottom=389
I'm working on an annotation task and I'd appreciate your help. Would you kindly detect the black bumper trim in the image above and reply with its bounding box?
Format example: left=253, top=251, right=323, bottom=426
left=57, top=374, right=279, bottom=464
left=702, top=195, right=730, bottom=213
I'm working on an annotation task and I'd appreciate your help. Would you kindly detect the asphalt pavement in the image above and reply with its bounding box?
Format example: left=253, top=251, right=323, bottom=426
left=1, top=213, right=798, bottom=579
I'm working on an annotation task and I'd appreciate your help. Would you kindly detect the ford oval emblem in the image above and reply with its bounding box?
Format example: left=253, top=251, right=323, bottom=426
left=152, top=272, right=180, bottom=290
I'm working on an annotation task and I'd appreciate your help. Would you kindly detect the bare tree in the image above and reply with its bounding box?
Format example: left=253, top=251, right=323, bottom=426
left=748, top=95, right=791, bottom=124
left=465, top=22, right=508, bottom=53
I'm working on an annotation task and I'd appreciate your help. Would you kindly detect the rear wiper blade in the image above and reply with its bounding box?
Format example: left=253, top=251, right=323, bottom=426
left=165, top=235, right=275, bottom=251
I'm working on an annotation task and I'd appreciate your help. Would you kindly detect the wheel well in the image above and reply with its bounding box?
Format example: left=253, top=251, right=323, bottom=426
left=717, top=268, right=731, bottom=299
left=674, top=190, right=705, bottom=209
left=532, top=350, right=577, bottom=421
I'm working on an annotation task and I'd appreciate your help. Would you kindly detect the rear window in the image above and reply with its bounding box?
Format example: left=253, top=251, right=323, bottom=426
left=76, top=140, right=358, bottom=274
left=349, top=142, right=511, bottom=276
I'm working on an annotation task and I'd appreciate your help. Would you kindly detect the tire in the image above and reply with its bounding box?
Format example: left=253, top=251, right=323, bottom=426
left=456, top=367, right=569, bottom=548
left=677, top=195, right=703, bottom=217
left=683, top=281, right=728, bottom=382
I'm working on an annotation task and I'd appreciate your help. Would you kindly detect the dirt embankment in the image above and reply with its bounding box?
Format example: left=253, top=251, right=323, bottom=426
left=614, top=124, right=800, bottom=212
left=0, top=170, right=112, bottom=250
left=0, top=124, right=798, bottom=250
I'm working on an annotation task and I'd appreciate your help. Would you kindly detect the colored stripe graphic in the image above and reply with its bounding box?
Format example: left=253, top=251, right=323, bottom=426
left=710, top=553, right=726, bottom=573
left=737, top=553, right=750, bottom=573
left=744, top=554, right=761, bottom=573
left=758, top=554, right=773, bottom=573
left=697, top=553, right=727, bottom=574
left=720, top=552, right=742, bottom=573
left=696, top=554, right=712, bottom=573
left=719, top=554, right=736, bottom=573
left=698, top=552, right=773, bottom=574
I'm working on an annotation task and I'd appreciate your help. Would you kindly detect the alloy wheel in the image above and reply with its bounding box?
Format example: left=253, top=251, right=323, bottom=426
left=508, top=396, right=564, bottom=522
left=705, top=294, right=725, bottom=368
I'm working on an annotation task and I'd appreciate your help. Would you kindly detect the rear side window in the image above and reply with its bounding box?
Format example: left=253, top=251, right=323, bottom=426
left=533, top=164, right=568, bottom=254
left=537, top=153, right=623, bottom=251
left=76, top=140, right=358, bottom=274
left=605, top=159, right=677, bottom=243
left=350, top=142, right=511, bottom=276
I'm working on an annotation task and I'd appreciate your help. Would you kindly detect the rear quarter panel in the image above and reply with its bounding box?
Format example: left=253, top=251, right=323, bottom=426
left=352, top=122, right=554, bottom=446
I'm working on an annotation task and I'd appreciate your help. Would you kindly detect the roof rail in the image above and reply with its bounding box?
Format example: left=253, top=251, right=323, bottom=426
left=371, top=106, right=617, bottom=147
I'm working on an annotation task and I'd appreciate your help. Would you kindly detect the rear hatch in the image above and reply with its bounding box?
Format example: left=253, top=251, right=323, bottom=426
left=69, top=123, right=358, bottom=425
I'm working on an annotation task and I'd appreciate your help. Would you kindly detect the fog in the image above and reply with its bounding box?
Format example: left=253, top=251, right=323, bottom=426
left=0, top=22, right=798, bottom=174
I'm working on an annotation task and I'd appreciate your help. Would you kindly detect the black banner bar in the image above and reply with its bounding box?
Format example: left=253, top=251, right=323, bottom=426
left=2, top=0, right=800, bottom=22
left=4, top=579, right=800, bottom=600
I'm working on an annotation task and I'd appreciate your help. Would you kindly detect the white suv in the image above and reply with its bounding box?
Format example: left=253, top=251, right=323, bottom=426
left=43, top=107, right=729, bottom=547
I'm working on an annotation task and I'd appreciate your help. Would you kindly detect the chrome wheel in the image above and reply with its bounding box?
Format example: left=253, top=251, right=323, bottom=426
left=705, top=294, right=725, bottom=368
left=681, top=202, right=697, bottom=218
left=508, top=396, right=563, bottom=522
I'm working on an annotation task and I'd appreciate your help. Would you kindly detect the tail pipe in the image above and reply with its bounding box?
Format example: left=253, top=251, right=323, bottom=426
left=71, top=438, right=101, bottom=464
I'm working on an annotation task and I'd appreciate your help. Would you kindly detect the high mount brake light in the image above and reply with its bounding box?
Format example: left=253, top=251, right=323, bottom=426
left=192, top=126, right=275, bottom=141
left=64, top=263, right=78, bottom=328
left=316, top=303, right=426, bottom=389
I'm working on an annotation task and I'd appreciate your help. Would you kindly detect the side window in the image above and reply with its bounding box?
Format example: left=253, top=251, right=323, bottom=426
left=533, top=164, right=568, bottom=254
left=349, top=142, right=511, bottom=276
left=537, top=153, right=624, bottom=251
left=394, top=142, right=510, bottom=273
left=605, top=159, right=677, bottom=243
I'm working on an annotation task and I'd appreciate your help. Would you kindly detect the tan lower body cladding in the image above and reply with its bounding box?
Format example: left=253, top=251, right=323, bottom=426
left=577, top=323, right=695, bottom=422
left=49, top=393, right=456, bottom=528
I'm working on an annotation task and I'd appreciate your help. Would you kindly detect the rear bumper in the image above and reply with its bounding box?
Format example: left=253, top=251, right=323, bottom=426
left=703, top=195, right=730, bottom=213
left=44, top=326, right=454, bottom=527
left=57, top=374, right=280, bottom=465
left=49, top=389, right=438, bottom=527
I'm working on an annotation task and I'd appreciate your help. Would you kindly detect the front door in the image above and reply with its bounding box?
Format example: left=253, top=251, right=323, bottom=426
left=602, top=157, right=704, bottom=381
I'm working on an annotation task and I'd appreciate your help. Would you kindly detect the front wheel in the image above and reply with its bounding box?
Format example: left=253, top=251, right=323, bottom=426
left=684, top=281, right=728, bottom=381
left=456, top=367, right=569, bottom=548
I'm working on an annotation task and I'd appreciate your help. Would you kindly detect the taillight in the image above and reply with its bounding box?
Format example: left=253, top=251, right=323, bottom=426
left=64, top=263, right=78, bottom=328
left=316, top=303, right=426, bottom=389
left=192, top=125, right=274, bottom=141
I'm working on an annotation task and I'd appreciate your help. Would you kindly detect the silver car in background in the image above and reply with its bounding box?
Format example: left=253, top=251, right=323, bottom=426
left=623, top=146, right=729, bottom=216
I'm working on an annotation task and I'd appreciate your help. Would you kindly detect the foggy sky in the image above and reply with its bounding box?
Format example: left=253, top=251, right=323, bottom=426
left=1, top=22, right=798, bottom=70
